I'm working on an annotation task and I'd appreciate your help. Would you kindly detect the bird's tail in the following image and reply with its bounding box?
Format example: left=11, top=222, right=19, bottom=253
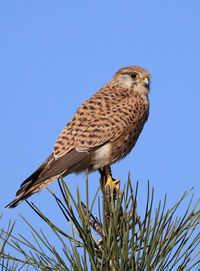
left=5, top=154, right=58, bottom=208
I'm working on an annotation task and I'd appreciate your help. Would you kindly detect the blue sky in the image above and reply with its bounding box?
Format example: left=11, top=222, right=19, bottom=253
left=1, top=0, right=200, bottom=265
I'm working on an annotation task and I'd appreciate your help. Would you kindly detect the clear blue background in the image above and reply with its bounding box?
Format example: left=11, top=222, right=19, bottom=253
left=1, top=0, right=200, bottom=266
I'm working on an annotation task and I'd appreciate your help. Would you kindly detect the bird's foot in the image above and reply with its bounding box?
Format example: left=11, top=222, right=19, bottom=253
left=105, top=177, right=122, bottom=198
left=103, top=166, right=122, bottom=199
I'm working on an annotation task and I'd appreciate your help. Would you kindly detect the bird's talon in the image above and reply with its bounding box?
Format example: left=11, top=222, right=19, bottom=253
left=112, top=179, right=120, bottom=185
left=105, top=176, right=122, bottom=198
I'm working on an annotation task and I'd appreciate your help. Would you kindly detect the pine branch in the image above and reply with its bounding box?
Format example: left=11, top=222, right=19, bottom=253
left=1, top=175, right=200, bottom=270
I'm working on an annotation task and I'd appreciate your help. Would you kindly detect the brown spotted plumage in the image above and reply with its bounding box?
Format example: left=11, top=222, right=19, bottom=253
left=6, top=66, right=151, bottom=208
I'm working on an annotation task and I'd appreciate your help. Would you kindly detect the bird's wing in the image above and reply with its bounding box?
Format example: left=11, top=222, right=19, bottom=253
left=14, top=148, right=93, bottom=196
left=54, top=97, right=144, bottom=159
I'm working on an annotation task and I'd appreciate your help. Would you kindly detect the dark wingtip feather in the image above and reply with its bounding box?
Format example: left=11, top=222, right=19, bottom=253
left=5, top=154, right=56, bottom=209
left=18, top=153, right=54, bottom=190
left=5, top=192, right=34, bottom=209
left=5, top=198, right=22, bottom=209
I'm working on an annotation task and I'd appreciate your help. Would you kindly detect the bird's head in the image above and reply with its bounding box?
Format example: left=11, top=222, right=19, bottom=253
left=112, top=66, right=151, bottom=97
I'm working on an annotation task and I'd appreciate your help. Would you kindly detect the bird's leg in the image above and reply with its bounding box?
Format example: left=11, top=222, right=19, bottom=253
left=103, top=166, right=122, bottom=198
left=86, top=168, right=89, bottom=183
left=98, top=168, right=106, bottom=193
left=98, top=168, right=105, bottom=180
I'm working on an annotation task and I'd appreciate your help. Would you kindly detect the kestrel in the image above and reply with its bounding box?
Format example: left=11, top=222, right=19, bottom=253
left=6, top=66, right=150, bottom=208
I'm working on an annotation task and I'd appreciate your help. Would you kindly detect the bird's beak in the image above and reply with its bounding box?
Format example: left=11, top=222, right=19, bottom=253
left=140, top=77, right=149, bottom=88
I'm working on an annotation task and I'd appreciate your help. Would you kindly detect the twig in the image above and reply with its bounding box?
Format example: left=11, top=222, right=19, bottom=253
left=81, top=202, right=104, bottom=236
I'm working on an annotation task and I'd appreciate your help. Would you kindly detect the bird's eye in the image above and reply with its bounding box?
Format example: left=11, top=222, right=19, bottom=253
left=130, top=73, right=139, bottom=79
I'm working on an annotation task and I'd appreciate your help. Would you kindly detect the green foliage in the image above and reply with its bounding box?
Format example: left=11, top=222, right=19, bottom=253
left=0, top=214, right=19, bottom=270
left=1, top=175, right=200, bottom=270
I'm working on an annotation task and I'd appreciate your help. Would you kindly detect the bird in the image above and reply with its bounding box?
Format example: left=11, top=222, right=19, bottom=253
left=6, top=66, right=151, bottom=208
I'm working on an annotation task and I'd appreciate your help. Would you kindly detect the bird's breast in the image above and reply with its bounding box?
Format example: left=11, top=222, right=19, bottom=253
left=110, top=114, right=148, bottom=164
